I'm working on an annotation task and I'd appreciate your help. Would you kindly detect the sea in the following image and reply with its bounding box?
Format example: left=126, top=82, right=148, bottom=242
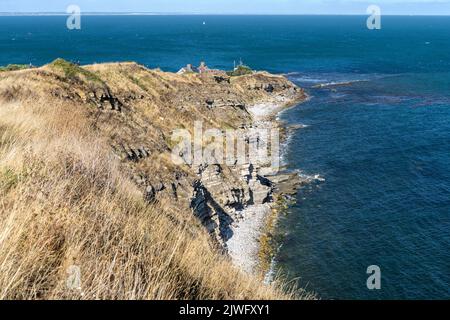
left=1, top=15, right=449, bottom=299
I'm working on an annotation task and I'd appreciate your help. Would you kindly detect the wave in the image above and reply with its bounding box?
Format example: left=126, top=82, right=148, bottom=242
left=263, top=254, right=279, bottom=284
left=287, top=74, right=326, bottom=84
left=278, top=123, right=310, bottom=167
left=287, top=72, right=398, bottom=90
left=312, top=79, right=369, bottom=89
left=293, top=123, right=310, bottom=129
left=297, top=171, right=326, bottom=183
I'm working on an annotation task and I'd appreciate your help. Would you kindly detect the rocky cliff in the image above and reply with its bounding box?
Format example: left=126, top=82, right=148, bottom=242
left=0, top=60, right=306, bottom=283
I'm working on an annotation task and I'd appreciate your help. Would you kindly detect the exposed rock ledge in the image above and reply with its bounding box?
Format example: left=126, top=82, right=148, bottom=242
left=188, top=89, right=307, bottom=255
left=223, top=98, right=309, bottom=275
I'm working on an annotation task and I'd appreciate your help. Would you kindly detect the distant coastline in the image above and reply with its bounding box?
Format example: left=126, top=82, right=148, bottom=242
left=2, top=13, right=449, bottom=16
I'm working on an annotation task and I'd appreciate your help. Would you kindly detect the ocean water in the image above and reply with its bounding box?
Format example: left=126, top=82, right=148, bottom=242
left=1, top=15, right=449, bottom=299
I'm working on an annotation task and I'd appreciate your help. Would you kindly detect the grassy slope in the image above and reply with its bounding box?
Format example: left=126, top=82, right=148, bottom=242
left=0, top=60, right=312, bottom=300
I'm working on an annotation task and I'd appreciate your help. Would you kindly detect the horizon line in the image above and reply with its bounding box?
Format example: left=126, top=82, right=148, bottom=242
left=1, top=12, right=450, bottom=17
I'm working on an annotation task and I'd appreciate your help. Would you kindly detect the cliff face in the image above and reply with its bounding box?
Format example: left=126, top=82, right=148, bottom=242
left=2, top=60, right=304, bottom=246
left=0, top=60, right=308, bottom=299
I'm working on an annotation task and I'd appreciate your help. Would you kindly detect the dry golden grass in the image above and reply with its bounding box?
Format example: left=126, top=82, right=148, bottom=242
left=0, top=67, right=313, bottom=300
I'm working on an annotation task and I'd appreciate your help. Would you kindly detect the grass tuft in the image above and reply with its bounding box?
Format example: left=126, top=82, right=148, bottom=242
left=49, top=59, right=104, bottom=84
left=0, top=168, right=20, bottom=192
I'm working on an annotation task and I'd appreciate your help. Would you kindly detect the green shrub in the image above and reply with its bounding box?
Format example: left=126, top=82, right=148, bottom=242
left=226, top=65, right=253, bottom=77
left=0, top=64, right=30, bottom=72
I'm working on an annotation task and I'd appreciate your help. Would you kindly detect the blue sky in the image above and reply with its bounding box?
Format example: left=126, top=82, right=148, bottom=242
left=1, top=0, right=450, bottom=15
